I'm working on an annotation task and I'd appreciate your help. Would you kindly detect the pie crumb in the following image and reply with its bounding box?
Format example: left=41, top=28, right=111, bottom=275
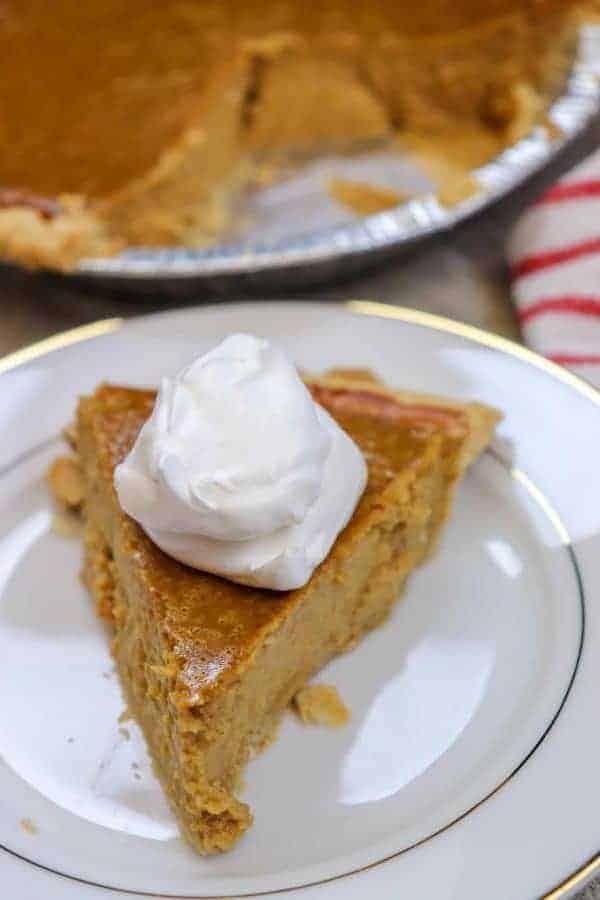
left=294, top=684, right=350, bottom=728
left=328, top=177, right=407, bottom=216
left=47, top=456, right=84, bottom=508
left=20, top=817, right=38, bottom=835
left=52, top=509, right=83, bottom=539
left=119, top=727, right=131, bottom=741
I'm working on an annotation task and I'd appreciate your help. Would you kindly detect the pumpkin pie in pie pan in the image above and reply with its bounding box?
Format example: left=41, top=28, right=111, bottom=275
left=0, top=0, right=594, bottom=277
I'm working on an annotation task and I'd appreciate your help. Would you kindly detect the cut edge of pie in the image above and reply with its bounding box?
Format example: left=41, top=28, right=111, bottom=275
left=53, top=370, right=499, bottom=853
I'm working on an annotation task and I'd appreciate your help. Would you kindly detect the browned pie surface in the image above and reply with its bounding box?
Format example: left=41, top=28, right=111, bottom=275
left=0, top=0, right=579, bottom=200
left=81, top=382, right=469, bottom=702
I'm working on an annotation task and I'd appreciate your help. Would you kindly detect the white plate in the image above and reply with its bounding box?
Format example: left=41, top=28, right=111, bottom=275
left=0, top=301, right=598, bottom=900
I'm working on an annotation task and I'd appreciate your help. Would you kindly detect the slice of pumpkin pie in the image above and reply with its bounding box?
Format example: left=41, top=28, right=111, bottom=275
left=53, top=339, right=498, bottom=853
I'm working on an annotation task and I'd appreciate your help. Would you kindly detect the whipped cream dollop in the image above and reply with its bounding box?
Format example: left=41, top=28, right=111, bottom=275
left=114, top=334, right=367, bottom=590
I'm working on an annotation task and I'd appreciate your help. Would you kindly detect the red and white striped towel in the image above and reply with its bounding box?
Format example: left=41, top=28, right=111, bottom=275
left=507, top=150, right=600, bottom=388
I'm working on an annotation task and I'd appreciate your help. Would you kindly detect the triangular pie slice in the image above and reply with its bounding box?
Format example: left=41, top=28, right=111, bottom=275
left=61, top=370, right=498, bottom=853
